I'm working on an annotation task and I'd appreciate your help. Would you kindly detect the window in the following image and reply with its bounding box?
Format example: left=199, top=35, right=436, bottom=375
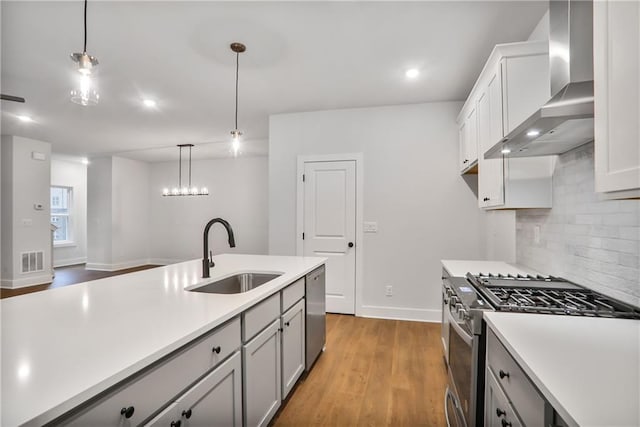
left=51, top=186, right=72, bottom=244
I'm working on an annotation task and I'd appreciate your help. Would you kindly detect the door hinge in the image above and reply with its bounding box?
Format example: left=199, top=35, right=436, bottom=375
left=302, top=174, right=306, bottom=182
left=302, top=232, right=305, bottom=240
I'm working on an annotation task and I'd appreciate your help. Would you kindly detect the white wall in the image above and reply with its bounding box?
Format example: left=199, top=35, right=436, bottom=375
left=269, top=102, right=484, bottom=321
left=1, top=135, right=52, bottom=288
left=51, top=157, right=87, bottom=267
left=517, top=143, right=640, bottom=306
left=148, top=156, right=269, bottom=264
left=87, top=156, right=150, bottom=270
left=112, top=157, right=150, bottom=267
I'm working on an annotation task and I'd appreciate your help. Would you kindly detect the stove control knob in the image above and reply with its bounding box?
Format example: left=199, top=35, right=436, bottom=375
left=458, top=308, right=468, bottom=321
left=455, top=303, right=463, bottom=313
left=450, top=296, right=459, bottom=306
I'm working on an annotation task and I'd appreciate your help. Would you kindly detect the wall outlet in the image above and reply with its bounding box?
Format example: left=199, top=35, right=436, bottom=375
left=21, top=218, right=33, bottom=227
left=385, top=285, right=393, bottom=296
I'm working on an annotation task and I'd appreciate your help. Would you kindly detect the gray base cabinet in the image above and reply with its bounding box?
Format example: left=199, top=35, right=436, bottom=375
left=485, top=367, right=523, bottom=427
left=281, top=298, right=306, bottom=399
left=243, top=319, right=282, bottom=427
left=146, top=351, right=243, bottom=427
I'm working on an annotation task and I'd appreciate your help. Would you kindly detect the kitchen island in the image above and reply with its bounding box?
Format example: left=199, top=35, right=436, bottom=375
left=484, top=311, right=640, bottom=427
left=1, top=254, right=325, bottom=427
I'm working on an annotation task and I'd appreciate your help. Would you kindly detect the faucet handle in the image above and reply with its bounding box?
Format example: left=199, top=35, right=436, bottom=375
left=209, top=251, right=215, bottom=267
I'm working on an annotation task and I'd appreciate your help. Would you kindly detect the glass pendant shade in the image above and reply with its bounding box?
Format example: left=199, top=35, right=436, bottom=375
left=70, top=73, right=99, bottom=106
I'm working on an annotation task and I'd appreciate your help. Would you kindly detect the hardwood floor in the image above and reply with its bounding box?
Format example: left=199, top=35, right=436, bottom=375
left=273, top=314, right=448, bottom=427
left=0, top=264, right=160, bottom=299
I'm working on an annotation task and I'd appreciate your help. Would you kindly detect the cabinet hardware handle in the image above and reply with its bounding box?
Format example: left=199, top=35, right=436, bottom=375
left=171, top=421, right=182, bottom=427
left=212, top=346, right=221, bottom=354
left=182, top=409, right=192, bottom=419
left=463, top=159, right=469, bottom=164
left=348, top=242, right=354, bottom=248
left=483, top=197, right=490, bottom=202
left=501, top=419, right=512, bottom=427
left=285, top=321, right=290, bottom=327
left=499, top=370, right=510, bottom=379
left=496, top=408, right=506, bottom=417
left=278, top=327, right=284, bottom=332
left=120, top=406, right=135, bottom=419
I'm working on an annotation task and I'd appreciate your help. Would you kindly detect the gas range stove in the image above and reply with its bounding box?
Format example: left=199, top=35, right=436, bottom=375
left=466, top=272, right=640, bottom=319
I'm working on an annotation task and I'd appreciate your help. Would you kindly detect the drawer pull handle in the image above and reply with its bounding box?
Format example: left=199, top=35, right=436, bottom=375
left=212, top=346, right=221, bottom=354
left=120, top=406, right=135, bottom=419
left=278, top=327, right=284, bottom=332
left=501, top=419, right=512, bottom=427
left=182, top=409, right=192, bottom=419
left=496, top=408, right=506, bottom=417
left=499, top=369, right=510, bottom=379
left=285, top=321, right=290, bottom=327
left=171, top=421, right=181, bottom=427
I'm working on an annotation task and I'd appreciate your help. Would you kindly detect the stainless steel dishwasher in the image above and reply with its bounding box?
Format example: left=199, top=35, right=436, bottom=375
left=305, top=265, right=326, bottom=371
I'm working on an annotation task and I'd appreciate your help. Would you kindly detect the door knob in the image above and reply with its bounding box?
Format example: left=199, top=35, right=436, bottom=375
left=348, top=242, right=354, bottom=248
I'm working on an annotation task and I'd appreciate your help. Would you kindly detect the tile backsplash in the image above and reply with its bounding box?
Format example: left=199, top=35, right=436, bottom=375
left=516, top=142, right=640, bottom=306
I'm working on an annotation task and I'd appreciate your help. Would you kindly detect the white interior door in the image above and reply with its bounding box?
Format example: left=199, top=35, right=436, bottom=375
left=303, top=160, right=356, bottom=314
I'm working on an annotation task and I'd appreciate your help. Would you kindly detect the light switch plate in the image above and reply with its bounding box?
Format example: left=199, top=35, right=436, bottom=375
left=364, top=221, right=378, bottom=233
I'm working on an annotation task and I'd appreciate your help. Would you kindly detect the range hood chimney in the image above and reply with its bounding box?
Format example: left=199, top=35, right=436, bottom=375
left=485, top=0, right=594, bottom=159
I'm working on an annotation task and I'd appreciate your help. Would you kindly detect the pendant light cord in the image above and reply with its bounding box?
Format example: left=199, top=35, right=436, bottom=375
left=83, top=0, right=88, bottom=53
left=235, top=52, right=239, bottom=130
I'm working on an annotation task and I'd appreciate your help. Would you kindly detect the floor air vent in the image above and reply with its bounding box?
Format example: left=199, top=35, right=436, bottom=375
left=21, top=251, right=44, bottom=273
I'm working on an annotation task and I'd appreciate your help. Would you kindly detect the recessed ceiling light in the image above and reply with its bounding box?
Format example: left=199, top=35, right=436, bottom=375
left=143, top=99, right=157, bottom=108
left=17, top=115, right=33, bottom=123
left=405, top=68, right=420, bottom=79
left=527, top=130, right=541, bottom=137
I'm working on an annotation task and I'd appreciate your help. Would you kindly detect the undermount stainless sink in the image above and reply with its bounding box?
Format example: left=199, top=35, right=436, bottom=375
left=189, top=272, right=282, bottom=294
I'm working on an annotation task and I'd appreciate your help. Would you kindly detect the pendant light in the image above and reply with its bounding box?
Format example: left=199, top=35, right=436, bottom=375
left=230, top=42, right=246, bottom=157
left=162, top=144, right=209, bottom=197
left=70, top=0, right=99, bottom=106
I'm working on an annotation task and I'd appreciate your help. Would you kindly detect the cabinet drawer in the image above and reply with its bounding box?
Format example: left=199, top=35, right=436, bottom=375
left=485, top=367, right=523, bottom=427
left=282, top=278, right=305, bottom=312
left=243, top=293, right=280, bottom=342
left=63, top=317, right=241, bottom=426
left=487, top=329, right=545, bottom=427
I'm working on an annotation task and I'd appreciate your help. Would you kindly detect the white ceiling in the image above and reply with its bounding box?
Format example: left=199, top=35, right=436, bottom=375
left=1, top=1, right=547, bottom=162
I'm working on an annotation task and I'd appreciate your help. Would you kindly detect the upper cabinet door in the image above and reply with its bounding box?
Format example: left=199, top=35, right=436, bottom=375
left=502, top=55, right=550, bottom=135
left=594, top=0, right=640, bottom=198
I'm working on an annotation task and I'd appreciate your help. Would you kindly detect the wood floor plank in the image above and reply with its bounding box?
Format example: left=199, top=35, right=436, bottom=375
left=272, top=314, right=448, bottom=427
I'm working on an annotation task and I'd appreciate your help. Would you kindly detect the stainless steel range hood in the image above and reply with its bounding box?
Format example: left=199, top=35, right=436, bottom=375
left=485, top=0, right=594, bottom=159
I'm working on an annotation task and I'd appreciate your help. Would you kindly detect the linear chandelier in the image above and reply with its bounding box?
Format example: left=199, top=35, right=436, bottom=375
left=162, top=144, right=209, bottom=197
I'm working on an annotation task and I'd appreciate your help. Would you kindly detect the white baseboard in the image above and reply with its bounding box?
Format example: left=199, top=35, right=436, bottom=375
left=357, top=305, right=441, bottom=323
left=85, top=259, right=153, bottom=272
left=147, top=258, right=185, bottom=266
left=1, top=273, right=54, bottom=289
left=53, top=257, right=87, bottom=268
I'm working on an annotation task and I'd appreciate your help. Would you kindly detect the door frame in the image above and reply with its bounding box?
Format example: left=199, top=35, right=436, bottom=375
left=296, top=153, right=364, bottom=316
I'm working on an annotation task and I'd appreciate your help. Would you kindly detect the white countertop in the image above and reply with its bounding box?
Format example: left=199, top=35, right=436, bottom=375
left=484, top=312, right=640, bottom=427
left=441, top=259, right=540, bottom=278
left=1, top=254, right=325, bottom=427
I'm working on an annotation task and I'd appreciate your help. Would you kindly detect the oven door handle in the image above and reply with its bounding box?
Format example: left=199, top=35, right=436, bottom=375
left=446, top=307, right=473, bottom=346
left=444, top=387, right=454, bottom=427
left=445, top=387, right=467, bottom=427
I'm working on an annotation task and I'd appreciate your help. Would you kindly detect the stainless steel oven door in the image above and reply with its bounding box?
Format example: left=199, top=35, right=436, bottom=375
left=445, top=386, right=466, bottom=427
left=445, top=307, right=475, bottom=427
left=441, top=283, right=451, bottom=364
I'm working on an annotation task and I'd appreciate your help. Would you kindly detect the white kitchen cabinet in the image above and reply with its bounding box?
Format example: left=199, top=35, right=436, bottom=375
left=466, top=42, right=554, bottom=209
left=146, top=351, right=243, bottom=427
left=459, top=106, right=479, bottom=174
left=594, top=0, right=640, bottom=198
left=485, top=368, right=523, bottom=427
left=243, top=319, right=282, bottom=427
left=281, top=298, right=306, bottom=399
left=62, top=317, right=241, bottom=426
